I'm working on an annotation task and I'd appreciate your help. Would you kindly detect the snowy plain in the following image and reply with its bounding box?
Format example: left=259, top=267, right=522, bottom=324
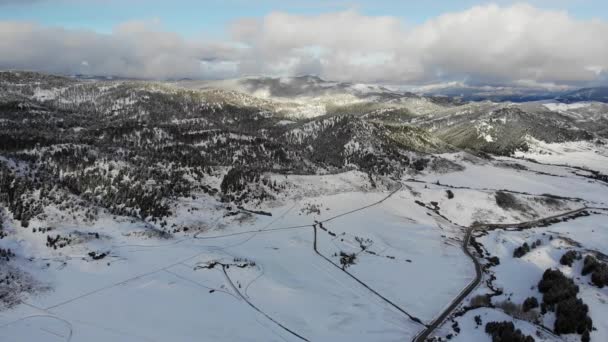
left=1, top=149, right=607, bottom=342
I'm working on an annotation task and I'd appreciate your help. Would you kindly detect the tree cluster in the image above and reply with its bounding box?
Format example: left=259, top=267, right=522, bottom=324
left=522, top=297, right=539, bottom=312
left=513, top=240, right=541, bottom=258
left=0, top=248, right=15, bottom=261
left=559, top=250, right=581, bottom=267
left=338, top=251, right=357, bottom=270
left=485, top=321, right=535, bottom=342
left=537, top=269, right=593, bottom=337
left=582, top=255, right=608, bottom=288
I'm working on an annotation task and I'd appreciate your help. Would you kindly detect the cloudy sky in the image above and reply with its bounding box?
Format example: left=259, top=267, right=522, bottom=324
left=1, top=0, right=607, bottom=87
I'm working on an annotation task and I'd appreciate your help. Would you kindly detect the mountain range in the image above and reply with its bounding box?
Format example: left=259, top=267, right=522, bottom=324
left=1, top=71, right=607, bottom=342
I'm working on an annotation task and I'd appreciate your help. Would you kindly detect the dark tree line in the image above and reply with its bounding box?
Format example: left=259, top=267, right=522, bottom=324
left=582, top=255, right=608, bottom=288
left=538, top=269, right=593, bottom=338
left=513, top=239, right=541, bottom=258
left=485, top=321, right=535, bottom=342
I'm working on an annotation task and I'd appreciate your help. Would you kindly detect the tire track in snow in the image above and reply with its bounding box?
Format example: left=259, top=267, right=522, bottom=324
left=310, top=183, right=428, bottom=327
left=221, top=265, right=310, bottom=342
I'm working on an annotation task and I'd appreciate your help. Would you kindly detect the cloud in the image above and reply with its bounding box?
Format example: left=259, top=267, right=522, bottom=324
left=408, top=4, right=608, bottom=84
left=0, top=4, right=607, bottom=85
left=230, top=10, right=413, bottom=82
left=231, top=4, right=608, bottom=85
left=0, top=20, right=240, bottom=79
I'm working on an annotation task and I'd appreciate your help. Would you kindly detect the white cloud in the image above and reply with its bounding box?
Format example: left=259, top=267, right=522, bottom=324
left=231, top=4, right=608, bottom=85
left=1, top=4, right=607, bottom=85
left=0, top=20, right=240, bottom=79
left=408, top=4, right=608, bottom=84
left=230, top=10, right=416, bottom=82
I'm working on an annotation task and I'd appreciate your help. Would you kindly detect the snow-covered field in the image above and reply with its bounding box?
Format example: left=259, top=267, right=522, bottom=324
left=435, top=308, right=558, bottom=342
left=422, top=152, right=608, bottom=342
left=455, top=211, right=608, bottom=342
left=419, top=152, right=608, bottom=205
left=515, top=139, right=608, bottom=174
left=0, top=180, right=470, bottom=341
left=1, top=150, right=607, bottom=342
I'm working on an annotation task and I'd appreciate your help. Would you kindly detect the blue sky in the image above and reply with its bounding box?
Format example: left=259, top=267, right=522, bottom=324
left=1, top=0, right=605, bottom=37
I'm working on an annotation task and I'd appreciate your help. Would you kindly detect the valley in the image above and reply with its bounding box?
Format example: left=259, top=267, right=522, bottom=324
left=0, top=72, right=607, bottom=342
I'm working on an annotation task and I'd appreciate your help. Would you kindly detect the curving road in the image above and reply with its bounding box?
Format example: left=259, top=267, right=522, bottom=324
left=413, top=206, right=596, bottom=342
